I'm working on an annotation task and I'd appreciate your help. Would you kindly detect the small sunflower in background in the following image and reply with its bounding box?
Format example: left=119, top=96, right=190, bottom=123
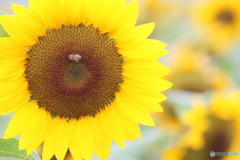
left=167, top=42, right=234, bottom=92
left=192, top=0, right=240, bottom=53
left=137, top=0, right=184, bottom=39
left=204, top=67, right=234, bottom=90
left=161, top=90, right=240, bottom=160
left=167, top=43, right=211, bottom=92
left=0, top=0, right=171, bottom=160
left=138, top=0, right=166, bottom=23
left=210, top=90, right=240, bottom=160
left=152, top=102, right=181, bottom=132
left=179, top=96, right=210, bottom=151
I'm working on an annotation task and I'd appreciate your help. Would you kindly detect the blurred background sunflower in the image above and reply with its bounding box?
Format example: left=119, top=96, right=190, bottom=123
left=1, top=0, right=240, bottom=160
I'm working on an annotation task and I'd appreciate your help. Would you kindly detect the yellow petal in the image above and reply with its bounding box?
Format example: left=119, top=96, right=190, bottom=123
left=114, top=105, right=142, bottom=140
left=0, top=50, right=27, bottom=61
left=42, top=116, right=73, bottom=160
left=41, top=0, right=65, bottom=29
left=0, top=15, right=38, bottom=46
left=63, top=0, right=86, bottom=26
left=123, top=60, right=167, bottom=75
left=84, top=0, right=100, bottom=26
left=0, top=90, right=29, bottom=108
left=119, top=39, right=167, bottom=59
left=3, top=101, right=34, bottom=139
left=52, top=117, right=71, bottom=160
left=0, top=94, right=29, bottom=116
left=121, top=0, right=138, bottom=28
left=0, top=37, right=28, bottom=60
left=109, top=0, right=139, bottom=38
left=70, top=140, right=83, bottom=160
left=145, top=79, right=172, bottom=92
left=148, top=49, right=169, bottom=60
left=0, top=78, right=26, bottom=97
left=0, top=81, right=29, bottom=113
left=88, top=116, right=112, bottom=160
left=144, top=103, right=163, bottom=112
left=123, top=72, right=163, bottom=82
left=97, top=105, right=125, bottom=148
left=120, top=81, right=166, bottom=104
left=28, top=0, right=45, bottom=19
left=30, top=0, right=65, bottom=29
left=0, top=79, right=27, bottom=102
left=0, top=80, right=30, bottom=115
left=58, top=0, right=65, bottom=6
left=94, top=0, right=126, bottom=34
left=95, top=140, right=111, bottom=159
left=75, top=117, right=95, bottom=160
left=124, top=74, right=172, bottom=92
left=0, top=61, right=26, bottom=82
left=11, top=3, right=46, bottom=36
left=120, top=93, right=163, bottom=112
left=69, top=120, right=84, bottom=160
left=122, top=60, right=170, bottom=82
left=42, top=140, right=54, bottom=160
left=18, top=102, right=48, bottom=150
left=87, top=117, right=104, bottom=143
left=116, top=23, right=155, bottom=49
left=124, top=131, right=135, bottom=141
left=116, top=93, right=155, bottom=126
left=25, top=109, right=52, bottom=156
left=94, top=136, right=111, bottom=159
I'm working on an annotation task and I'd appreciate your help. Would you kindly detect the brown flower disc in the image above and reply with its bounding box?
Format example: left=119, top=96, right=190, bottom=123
left=217, top=10, right=234, bottom=24
left=25, top=24, right=123, bottom=119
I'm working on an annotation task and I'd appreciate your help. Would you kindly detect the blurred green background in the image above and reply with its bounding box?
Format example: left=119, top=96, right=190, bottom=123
left=1, top=0, right=240, bottom=160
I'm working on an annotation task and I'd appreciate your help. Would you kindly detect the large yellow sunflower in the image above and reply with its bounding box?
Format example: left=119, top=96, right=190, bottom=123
left=0, top=0, right=171, bottom=160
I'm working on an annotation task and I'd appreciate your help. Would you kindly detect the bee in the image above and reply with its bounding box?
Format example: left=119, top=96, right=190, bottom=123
left=68, top=54, right=82, bottom=62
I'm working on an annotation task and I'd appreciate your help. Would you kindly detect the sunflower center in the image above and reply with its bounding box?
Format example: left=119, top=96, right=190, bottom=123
left=25, top=24, right=123, bottom=119
left=64, top=60, right=89, bottom=87
left=217, top=10, right=234, bottom=24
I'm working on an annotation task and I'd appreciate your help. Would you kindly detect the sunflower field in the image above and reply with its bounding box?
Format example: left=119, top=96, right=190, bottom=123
left=0, top=0, right=240, bottom=160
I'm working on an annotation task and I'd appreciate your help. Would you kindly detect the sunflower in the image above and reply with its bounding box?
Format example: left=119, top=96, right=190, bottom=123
left=167, top=43, right=210, bottom=92
left=192, top=0, right=240, bottom=52
left=0, top=0, right=171, bottom=160
left=152, top=102, right=181, bottom=132
left=161, top=90, right=240, bottom=160
left=138, top=0, right=166, bottom=23
left=167, top=42, right=233, bottom=92
left=179, top=96, right=210, bottom=151
left=210, top=90, right=240, bottom=160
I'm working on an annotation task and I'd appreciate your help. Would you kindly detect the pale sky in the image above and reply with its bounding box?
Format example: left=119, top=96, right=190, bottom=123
left=0, top=0, right=28, bottom=14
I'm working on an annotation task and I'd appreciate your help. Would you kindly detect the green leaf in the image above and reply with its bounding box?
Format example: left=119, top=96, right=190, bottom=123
left=0, top=138, right=41, bottom=160
left=0, top=11, right=9, bottom=37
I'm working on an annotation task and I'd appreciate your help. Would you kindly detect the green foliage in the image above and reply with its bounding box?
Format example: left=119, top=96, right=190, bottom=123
left=0, top=138, right=40, bottom=160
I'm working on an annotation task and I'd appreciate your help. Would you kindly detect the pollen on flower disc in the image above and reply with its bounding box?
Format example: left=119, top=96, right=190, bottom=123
left=25, top=24, right=123, bottom=119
